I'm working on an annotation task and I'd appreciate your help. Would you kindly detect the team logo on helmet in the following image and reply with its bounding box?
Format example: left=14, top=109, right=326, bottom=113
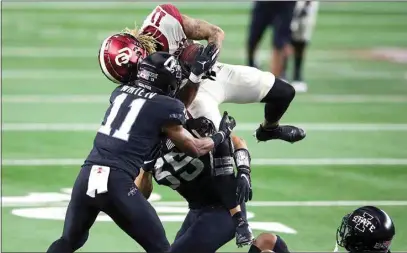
left=98, top=33, right=148, bottom=84
left=115, top=47, right=133, bottom=66
left=352, top=212, right=376, bottom=233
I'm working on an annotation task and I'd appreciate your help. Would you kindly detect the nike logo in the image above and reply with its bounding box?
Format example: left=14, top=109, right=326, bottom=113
left=241, top=174, right=250, bottom=186
left=197, top=61, right=206, bottom=68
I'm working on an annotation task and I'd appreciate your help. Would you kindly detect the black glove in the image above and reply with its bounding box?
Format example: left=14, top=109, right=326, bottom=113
left=235, top=148, right=252, bottom=203
left=219, top=111, right=236, bottom=138
left=236, top=170, right=252, bottom=203
left=189, top=42, right=220, bottom=83
left=210, top=111, right=236, bottom=147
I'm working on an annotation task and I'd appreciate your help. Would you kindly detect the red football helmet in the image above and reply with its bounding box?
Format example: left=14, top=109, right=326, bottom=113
left=98, top=33, right=148, bottom=84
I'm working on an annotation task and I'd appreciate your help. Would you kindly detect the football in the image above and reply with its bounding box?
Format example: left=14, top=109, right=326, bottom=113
left=179, top=43, right=203, bottom=64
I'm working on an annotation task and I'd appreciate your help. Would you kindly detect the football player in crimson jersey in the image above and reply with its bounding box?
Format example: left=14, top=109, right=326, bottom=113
left=98, top=4, right=306, bottom=148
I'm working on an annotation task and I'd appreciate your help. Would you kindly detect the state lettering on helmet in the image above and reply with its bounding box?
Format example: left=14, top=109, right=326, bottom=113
left=353, top=212, right=376, bottom=233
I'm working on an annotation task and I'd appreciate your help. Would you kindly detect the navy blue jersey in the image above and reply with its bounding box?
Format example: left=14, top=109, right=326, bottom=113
left=145, top=139, right=225, bottom=209
left=84, top=85, right=186, bottom=178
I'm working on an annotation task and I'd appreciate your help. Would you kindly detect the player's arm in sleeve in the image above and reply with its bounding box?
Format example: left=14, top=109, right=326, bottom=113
left=162, top=100, right=236, bottom=158
left=181, top=14, right=225, bottom=49
left=134, top=168, right=153, bottom=199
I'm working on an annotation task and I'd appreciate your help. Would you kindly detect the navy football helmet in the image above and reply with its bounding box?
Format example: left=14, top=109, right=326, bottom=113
left=336, top=206, right=395, bottom=253
left=136, top=52, right=182, bottom=97
left=185, top=116, right=216, bottom=138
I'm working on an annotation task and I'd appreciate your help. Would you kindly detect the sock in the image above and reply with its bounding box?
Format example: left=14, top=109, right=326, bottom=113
left=248, top=244, right=262, bottom=253
left=291, top=40, right=307, bottom=81
left=273, top=235, right=290, bottom=253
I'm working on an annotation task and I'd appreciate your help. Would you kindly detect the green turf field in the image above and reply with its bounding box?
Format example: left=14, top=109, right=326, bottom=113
left=2, top=2, right=407, bottom=252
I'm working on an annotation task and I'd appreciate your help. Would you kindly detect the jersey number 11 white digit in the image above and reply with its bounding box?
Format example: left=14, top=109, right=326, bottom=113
left=98, top=93, right=146, bottom=141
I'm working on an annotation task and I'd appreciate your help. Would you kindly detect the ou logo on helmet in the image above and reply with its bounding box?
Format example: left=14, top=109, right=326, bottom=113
left=115, top=47, right=133, bottom=66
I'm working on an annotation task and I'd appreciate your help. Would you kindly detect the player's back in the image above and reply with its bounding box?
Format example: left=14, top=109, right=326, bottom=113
left=149, top=138, right=223, bottom=208
left=140, top=4, right=188, bottom=54
left=85, top=84, right=185, bottom=178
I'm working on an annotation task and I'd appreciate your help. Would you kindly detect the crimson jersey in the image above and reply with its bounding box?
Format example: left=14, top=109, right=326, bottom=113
left=140, top=4, right=189, bottom=55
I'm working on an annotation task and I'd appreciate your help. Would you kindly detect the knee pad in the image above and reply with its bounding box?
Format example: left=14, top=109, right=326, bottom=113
left=261, top=78, right=295, bottom=104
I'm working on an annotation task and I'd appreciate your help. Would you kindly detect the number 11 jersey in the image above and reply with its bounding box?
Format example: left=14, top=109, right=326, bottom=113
left=84, top=85, right=186, bottom=178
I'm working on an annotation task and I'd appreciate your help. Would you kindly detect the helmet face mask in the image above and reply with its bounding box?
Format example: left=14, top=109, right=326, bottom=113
left=336, top=206, right=395, bottom=253
left=185, top=117, right=216, bottom=138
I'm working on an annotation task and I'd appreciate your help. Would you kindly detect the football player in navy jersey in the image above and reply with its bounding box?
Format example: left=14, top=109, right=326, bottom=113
left=47, top=51, right=235, bottom=253
left=138, top=115, right=253, bottom=252
left=246, top=206, right=395, bottom=253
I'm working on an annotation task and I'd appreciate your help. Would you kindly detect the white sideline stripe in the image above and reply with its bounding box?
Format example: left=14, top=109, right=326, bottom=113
left=2, top=69, right=399, bottom=81
left=0, top=47, right=360, bottom=59
left=153, top=200, right=407, bottom=207
left=3, top=2, right=250, bottom=10
left=3, top=158, right=407, bottom=166
left=4, top=200, right=406, bottom=208
left=3, top=95, right=407, bottom=103
left=3, top=123, right=407, bottom=132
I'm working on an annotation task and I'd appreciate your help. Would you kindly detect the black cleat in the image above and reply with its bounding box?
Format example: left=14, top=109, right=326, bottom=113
left=235, top=218, right=254, bottom=247
left=255, top=124, right=306, bottom=143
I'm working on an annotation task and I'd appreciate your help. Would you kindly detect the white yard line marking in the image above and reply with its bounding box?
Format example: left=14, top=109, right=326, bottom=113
left=153, top=200, right=407, bottom=207
left=3, top=123, right=407, bottom=132
left=3, top=95, right=407, bottom=103
left=1, top=47, right=358, bottom=59
left=252, top=159, right=407, bottom=166
left=2, top=70, right=100, bottom=79
left=2, top=200, right=407, bottom=208
left=3, top=158, right=407, bottom=166
left=3, top=2, right=250, bottom=10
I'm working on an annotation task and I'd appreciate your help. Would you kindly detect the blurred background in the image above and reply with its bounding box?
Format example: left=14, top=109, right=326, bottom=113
left=2, top=1, right=407, bottom=252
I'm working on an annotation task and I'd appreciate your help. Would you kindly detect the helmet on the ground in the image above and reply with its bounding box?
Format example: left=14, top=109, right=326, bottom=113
left=336, top=206, right=395, bottom=253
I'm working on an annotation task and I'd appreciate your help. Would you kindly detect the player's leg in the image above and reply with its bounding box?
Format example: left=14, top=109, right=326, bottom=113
left=291, top=1, right=320, bottom=93
left=102, top=168, right=170, bottom=252
left=248, top=233, right=290, bottom=253
left=47, top=166, right=99, bottom=253
left=247, top=1, right=274, bottom=68
left=170, top=207, right=235, bottom=253
left=174, top=209, right=199, bottom=241
left=188, top=83, right=223, bottom=129
left=213, top=63, right=305, bottom=143
left=270, top=2, right=296, bottom=78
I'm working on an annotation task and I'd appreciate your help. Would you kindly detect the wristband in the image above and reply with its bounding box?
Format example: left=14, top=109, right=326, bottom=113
left=210, top=131, right=225, bottom=146
left=234, top=148, right=251, bottom=173
left=189, top=73, right=202, bottom=84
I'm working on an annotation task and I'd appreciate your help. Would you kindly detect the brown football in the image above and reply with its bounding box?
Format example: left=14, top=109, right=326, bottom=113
left=179, top=43, right=203, bottom=64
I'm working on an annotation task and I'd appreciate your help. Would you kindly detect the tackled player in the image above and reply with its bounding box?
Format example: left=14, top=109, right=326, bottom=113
left=98, top=4, right=306, bottom=149
left=47, top=52, right=237, bottom=253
